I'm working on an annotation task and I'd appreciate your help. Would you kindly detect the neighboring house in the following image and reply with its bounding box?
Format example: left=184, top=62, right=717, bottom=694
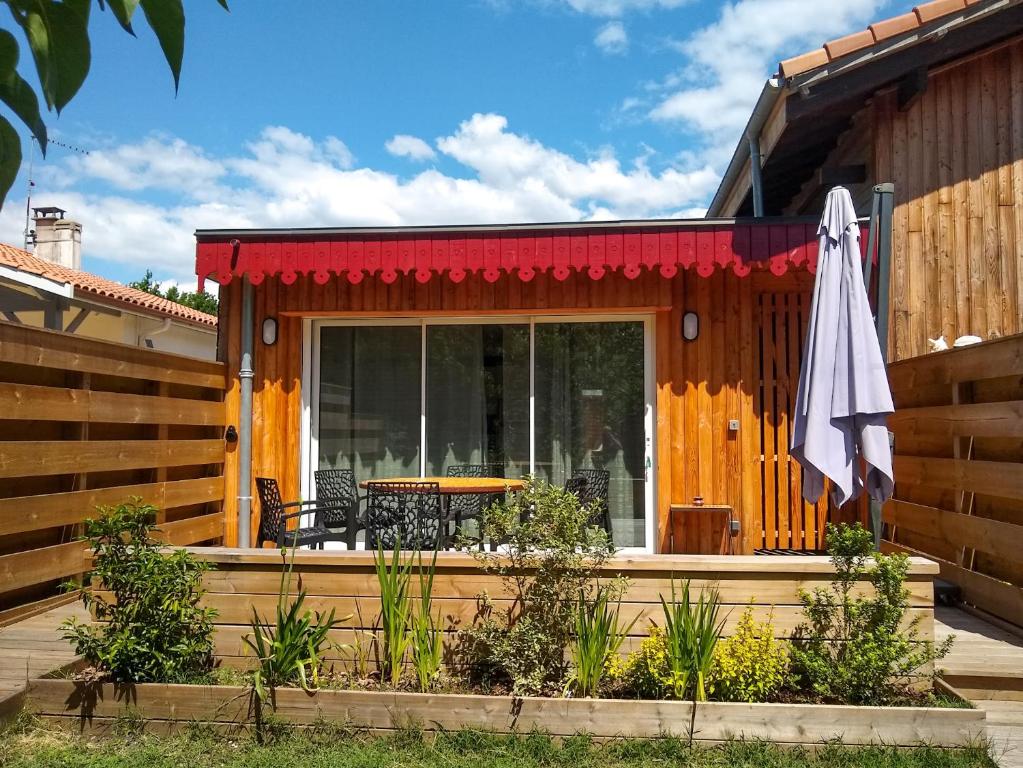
left=708, top=0, right=1023, bottom=360
left=196, top=218, right=869, bottom=554
left=0, top=210, right=217, bottom=359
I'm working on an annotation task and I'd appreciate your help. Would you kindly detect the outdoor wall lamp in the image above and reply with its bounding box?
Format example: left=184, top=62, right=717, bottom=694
left=261, top=316, right=278, bottom=346
left=681, top=311, right=699, bottom=341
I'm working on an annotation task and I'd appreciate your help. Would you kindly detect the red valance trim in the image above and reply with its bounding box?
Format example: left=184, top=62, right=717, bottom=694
left=196, top=222, right=871, bottom=292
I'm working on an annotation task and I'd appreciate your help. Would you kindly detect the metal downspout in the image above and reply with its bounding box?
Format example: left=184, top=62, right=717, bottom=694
left=238, top=265, right=254, bottom=548
left=748, top=133, right=765, bottom=217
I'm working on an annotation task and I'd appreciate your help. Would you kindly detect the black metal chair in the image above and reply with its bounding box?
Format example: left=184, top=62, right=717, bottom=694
left=364, top=481, right=444, bottom=551
left=314, top=468, right=363, bottom=548
left=255, top=477, right=353, bottom=549
left=571, top=468, right=614, bottom=545
left=445, top=464, right=487, bottom=547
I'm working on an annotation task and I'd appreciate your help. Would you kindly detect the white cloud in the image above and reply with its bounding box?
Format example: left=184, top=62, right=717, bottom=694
left=564, top=0, right=690, bottom=16
left=594, top=21, right=628, bottom=54
left=385, top=134, right=437, bottom=161
left=649, top=0, right=889, bottom=143
left=7, top=115, right=718, bottom=285
left=67, top=136, right=225, bottom=193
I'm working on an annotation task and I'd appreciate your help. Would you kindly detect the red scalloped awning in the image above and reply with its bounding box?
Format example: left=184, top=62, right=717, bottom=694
left=195, top=221, right=871, bottom=292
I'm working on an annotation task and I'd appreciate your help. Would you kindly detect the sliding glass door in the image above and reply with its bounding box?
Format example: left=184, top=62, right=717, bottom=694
left=310, top=316, right=653, bottom=549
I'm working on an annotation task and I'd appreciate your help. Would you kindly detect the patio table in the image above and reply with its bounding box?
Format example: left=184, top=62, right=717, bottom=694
left=358, top=477, right=524, bottom=494
left=359, top=476, right=524, bottom=549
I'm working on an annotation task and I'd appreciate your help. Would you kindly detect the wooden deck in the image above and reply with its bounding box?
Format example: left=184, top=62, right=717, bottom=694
left=936, top=606, right=1023, bottom=768
left=0, top=600, right=86, bottom=719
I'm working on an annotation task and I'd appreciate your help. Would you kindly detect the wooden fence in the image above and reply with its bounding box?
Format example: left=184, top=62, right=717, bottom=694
left=0, top=321, right=228, bottom=622
left=884, top=333, right=1023, bottom=627
left=191, top=548, right=938, bottom=671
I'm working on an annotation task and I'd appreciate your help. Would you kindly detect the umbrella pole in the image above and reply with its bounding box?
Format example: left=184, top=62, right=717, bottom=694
left=868, top=183, right=895, bottom=551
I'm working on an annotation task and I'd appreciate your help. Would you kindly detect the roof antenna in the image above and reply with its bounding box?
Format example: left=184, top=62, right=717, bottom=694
left=23, top=135, right=90, bottom=250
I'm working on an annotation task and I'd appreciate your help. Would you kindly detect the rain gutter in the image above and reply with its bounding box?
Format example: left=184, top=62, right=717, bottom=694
left=707, top=78, right=783, bottom=218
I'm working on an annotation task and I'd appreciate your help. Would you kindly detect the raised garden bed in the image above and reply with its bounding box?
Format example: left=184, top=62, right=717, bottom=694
left=26, top=679, right=986, bottom=747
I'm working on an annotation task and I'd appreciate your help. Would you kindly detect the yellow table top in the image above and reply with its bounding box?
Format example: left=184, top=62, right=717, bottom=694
left=358, top=477, right=525, bottom=494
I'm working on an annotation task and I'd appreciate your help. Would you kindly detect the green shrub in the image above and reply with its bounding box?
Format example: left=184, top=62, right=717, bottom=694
left=621, top=625, right=673, bottom=698
left=790, top=523, right=952, bottom=705
left=245, top=545, right=349, bottom=704
left=461, top=477, right=614, bottom=696
left=374, top=540, right=414, bottom=686
left=566, top=584, right=636, bottom=698
left=710, top=605, right=788, bottom=703
left=61, top=499, right=217, bottom=683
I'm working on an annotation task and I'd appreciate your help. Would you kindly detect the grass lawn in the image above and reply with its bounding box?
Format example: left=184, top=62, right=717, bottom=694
left=0, top=723, right=996, bottom=768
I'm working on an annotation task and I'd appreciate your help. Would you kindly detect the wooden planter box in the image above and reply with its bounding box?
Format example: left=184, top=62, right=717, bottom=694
left=27, top=679, right=986, bottom=747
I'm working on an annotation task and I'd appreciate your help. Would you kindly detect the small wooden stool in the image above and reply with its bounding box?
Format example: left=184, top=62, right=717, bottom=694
left=668, top=504, right=736, bottom=555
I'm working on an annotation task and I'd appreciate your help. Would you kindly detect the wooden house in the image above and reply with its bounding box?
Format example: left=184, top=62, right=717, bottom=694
left=708, top=0, right=1023, bottom=361
left=197, top=219, right=870, bottom=554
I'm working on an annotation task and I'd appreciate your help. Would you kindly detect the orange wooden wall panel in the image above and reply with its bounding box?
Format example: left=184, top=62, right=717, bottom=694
left=222, top=268, right=826, bottom=552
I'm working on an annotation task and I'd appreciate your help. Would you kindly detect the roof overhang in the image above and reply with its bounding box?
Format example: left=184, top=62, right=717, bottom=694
left=194, top=217, right=871, bottom=291
left=708, top=0, right=1023, bottom=217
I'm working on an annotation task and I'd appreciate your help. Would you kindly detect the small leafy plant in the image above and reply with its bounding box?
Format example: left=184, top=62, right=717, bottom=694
left=409, top=549, right=444, bottom=691
left=61, top=498, right=216, bottom=683
left=245, top=545, right=349, bottom=704
left=566, top=584, right=636, bottom=698
left=374, top=539, right=414, bottom=686
left=790, top=523, right=952, bottom=705
left=659, top=580, right=724, bottom=701
left=710, top=605, right=788, bottom=703
left=461, top=477, right=614, bottom=696
left=622, top=625, right=673, bottom=698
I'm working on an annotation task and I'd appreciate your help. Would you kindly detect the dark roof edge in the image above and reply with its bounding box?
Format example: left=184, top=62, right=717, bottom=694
left=194, top=214, right=819, bottom=241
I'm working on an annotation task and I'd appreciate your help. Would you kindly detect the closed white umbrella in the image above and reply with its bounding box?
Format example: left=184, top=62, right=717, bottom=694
left=791, top=186, right=894, bottom=506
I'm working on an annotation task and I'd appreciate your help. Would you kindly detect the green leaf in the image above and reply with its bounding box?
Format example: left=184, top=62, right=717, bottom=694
left=0, top=115, right=22, bottom=209
left=139, top=0, right=184, bottom=91
left=22, top=0, right=92, bottom=113
left=0, top=30, right=47, bottom=148
left=104, top=0, right=140, bottom=34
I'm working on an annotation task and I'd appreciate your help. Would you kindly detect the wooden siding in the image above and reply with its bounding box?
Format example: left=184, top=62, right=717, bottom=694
left=0, top=322, right=227, bottom=618
left=873, top=40, right=1023, bottom=361
left=220, top=268, right=850, bottom=553
left=884, top=333, right=1023, bottom=627
left=189, top=547, right=937, bottom=670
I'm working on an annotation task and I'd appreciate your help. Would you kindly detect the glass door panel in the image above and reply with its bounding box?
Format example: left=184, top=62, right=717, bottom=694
left=533, top=321, right=647, bottom=548
left=425, top=324, right=530, bottom=480
left=317, top=325, right=421, bottom=481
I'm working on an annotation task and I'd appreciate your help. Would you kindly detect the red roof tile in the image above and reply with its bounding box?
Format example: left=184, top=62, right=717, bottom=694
left=0, top=242, right=217, bottom=327
left=779, top=0, right=972, bottom=79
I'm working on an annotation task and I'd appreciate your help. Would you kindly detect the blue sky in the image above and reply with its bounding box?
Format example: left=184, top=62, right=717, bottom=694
left=0, top=0, right=895, bottom=287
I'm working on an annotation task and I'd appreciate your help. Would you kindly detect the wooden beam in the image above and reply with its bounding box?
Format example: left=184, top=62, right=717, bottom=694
left=0, top=541, right=87, bottom=594
left=0, top=321, right=226, bottom=389
left=893, top=455, right=1023, bottom=501
left=887, top=400, right=1023, bottom=439
left=897, top=67, right=929, bottom=112
left=0, top=382, right=226, bottom=426
left=887, top=336, right=1023, bottom=391
left=63, top=307, right=90, bottom=334
left=883, top=499, right=1023, bottom=565
left=0, top=477, right=224, bottom=537
left=0, top=439, right=224, bottom=479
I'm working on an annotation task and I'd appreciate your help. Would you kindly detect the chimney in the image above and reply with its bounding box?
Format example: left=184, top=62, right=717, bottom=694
left=32, top=206, right=82, bottom=270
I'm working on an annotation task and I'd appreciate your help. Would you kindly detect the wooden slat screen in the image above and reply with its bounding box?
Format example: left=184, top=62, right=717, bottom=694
left=0, top=321, right=228, bottom=621
left=753, top=292, right=850, bottom=550
left=884, top=333, right=1023, bottom=627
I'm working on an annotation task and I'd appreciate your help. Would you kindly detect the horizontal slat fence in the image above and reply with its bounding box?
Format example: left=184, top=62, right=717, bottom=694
left=0, top=321, right=228, bottom=622
left=190, top=548, right=938, bottom=672
left=884, top=333, right=1023, bottom=627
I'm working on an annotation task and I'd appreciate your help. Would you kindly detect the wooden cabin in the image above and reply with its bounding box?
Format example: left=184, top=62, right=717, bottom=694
left=197, top=219, right=869, bottom=555
left=708, top=0, right=1023, bottom=362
